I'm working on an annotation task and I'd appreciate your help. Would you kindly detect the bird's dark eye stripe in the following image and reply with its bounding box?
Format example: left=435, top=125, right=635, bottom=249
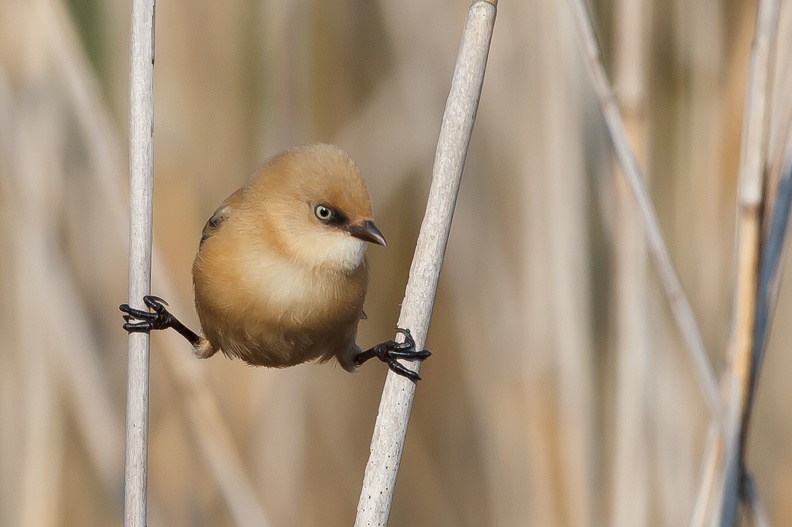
left=314, top=204, right=348, bottom=226
left=326, top=212, right=347, bottom=226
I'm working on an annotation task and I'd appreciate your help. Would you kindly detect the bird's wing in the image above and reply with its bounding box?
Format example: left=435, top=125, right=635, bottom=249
left=199, top=188, right=244, bottom=248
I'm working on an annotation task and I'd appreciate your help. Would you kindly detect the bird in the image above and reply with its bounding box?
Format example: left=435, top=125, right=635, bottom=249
left=120, top=143, right=431, bottom=381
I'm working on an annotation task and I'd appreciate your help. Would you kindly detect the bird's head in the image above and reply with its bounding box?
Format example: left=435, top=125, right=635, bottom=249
left=248, top=143, right=386, bottom=272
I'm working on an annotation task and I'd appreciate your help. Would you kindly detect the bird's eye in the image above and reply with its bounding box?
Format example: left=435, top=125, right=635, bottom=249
left=314, top=204, right=333, bottom=222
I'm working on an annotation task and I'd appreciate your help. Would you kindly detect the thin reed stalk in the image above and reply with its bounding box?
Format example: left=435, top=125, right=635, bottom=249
left=354, top=1, right=496, bottom=524
left=720, top=0, right=780, bottom=527
left=125, top=1, right=156, bottom=525
left=718, top=1, right=780, bottom=525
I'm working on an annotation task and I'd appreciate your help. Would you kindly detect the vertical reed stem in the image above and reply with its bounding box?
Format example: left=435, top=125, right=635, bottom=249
left=354, top=2, right=496, bottom=525
left=719, top=0, right=780, bottom=524
left=124, top=1, right=156, bottom=525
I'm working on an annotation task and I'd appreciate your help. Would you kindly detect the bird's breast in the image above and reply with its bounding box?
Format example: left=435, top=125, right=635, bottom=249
left=247, top=255, right=342, bottom=320
left=198, top=237, right=366, bottom=326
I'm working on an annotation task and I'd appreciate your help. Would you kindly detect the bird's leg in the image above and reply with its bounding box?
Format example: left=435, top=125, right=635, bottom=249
left=354, top=328, right=432, bottom=382
left=120, top=295, right=202, bottom=347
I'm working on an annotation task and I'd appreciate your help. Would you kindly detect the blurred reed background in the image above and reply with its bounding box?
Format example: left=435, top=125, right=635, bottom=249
left=1, top=0, right=792, bottom=525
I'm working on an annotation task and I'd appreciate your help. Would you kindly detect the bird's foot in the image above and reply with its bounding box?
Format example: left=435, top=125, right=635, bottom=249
left=354, top=328, right=432, bottom=382
left=119, top=295, right=178, bottom=333
left=120, top=295, right=202, bottom=347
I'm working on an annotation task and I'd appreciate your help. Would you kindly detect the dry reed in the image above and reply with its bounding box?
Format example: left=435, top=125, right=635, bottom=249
left=355, top=1, right=497, bottom=524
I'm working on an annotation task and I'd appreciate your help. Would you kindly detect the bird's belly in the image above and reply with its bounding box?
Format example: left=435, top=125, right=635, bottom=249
left=219, top=327, right=326, bottom=367
left=194, top=243, right=365, bottom=368
left=208, top=313, right=358, bottom=368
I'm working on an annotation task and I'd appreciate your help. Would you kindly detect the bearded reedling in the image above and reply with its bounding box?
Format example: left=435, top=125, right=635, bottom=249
left=120, top=143, right=431, bottom=381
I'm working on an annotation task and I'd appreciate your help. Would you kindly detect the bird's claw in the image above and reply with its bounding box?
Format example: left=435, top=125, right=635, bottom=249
left=355, top=327, right=432, bottom=382
left=119, top=295, right=175, bottom=333
left=387, top=328, right=432, bottom=359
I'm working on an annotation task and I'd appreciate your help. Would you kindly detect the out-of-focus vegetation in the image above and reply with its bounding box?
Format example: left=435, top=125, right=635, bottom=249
left=1, top=0, right=791, bottom=525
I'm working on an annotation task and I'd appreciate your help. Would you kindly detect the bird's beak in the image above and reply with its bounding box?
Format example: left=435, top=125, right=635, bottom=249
left=347, top=219, right=387, bottom=247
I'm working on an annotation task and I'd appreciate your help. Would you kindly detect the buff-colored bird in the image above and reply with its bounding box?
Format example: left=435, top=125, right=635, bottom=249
left=120, top=143, right=430, bottom=380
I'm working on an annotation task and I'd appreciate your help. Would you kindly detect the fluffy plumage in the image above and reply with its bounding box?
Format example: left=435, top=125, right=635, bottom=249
left=191, top=143, right=380, bottom=371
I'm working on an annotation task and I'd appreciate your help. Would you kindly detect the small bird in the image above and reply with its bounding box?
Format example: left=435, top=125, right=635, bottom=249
left=120, top=143, right=430, bottom=381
